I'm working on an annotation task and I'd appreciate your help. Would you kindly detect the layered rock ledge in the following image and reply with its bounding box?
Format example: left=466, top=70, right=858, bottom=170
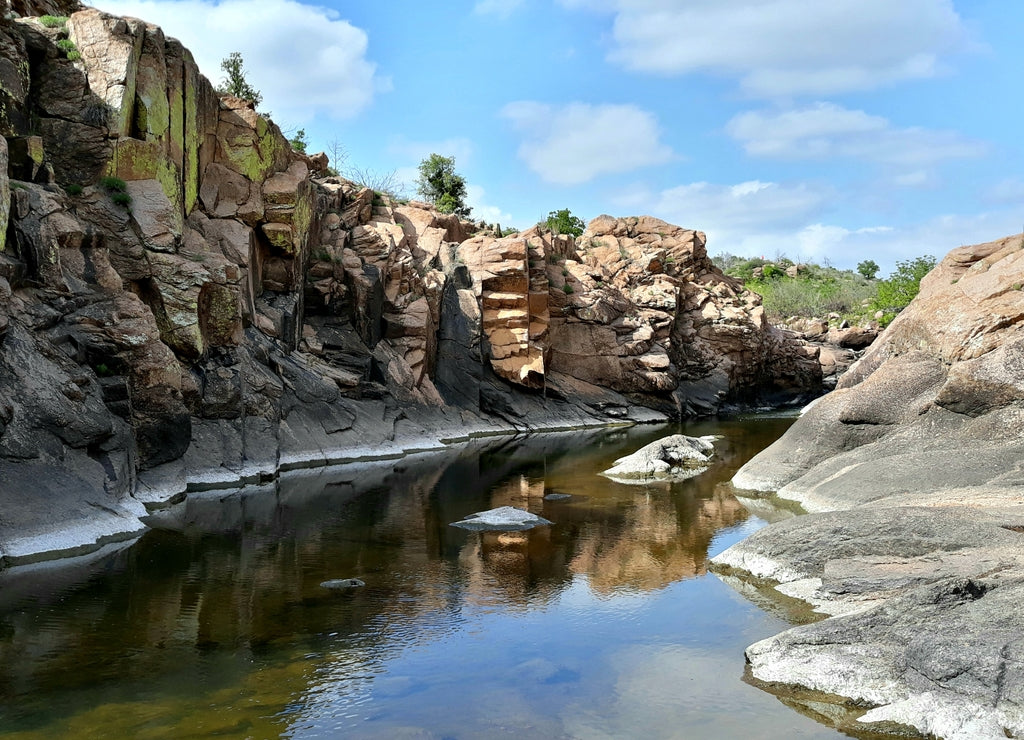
left=0, top=7, right=828, bottom=566
left=712, top=234, right=1024, bottom=739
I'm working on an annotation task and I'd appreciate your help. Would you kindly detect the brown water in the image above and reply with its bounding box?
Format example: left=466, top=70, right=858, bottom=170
left=0, top=416, right=856, bottom=739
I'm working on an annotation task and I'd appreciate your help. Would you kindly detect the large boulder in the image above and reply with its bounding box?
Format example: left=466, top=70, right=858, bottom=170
left=716, top=233, right=1024, bottom=738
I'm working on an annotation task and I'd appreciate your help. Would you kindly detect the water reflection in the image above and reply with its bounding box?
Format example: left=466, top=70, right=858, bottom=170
left=0, top=416, right=853, bottom=739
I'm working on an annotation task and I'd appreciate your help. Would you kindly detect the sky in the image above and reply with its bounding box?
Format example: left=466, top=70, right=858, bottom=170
left=90, top=0, right=1024, bottom=273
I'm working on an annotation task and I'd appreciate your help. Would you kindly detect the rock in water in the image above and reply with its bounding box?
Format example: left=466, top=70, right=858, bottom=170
left=450, top=506, right=552, bottom=532
left=320, top=578, right=365, bottom=590
left=602, top=434, right=717, bottom=483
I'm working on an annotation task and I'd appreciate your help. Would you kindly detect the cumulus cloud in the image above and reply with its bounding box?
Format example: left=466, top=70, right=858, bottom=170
left=501, top=102, right=674, bottom=185
left=465, top=184, right=516, bottom=226
left=93, top=0, right=387, bottom=123
left=727, top=103, right=986, bottom=166
left=560, top=0, right=970, bottom=97
left=631, top=177, right=1020, bottom=270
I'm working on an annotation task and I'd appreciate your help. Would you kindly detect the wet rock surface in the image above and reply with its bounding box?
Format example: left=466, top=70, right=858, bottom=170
left=602, top=434, right=717, bottom=483
left=449, top=506, right=552, bottom=532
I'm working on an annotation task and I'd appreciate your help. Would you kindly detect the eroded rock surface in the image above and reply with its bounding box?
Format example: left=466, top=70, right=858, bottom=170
left=602, top=434, right=717, bottom=483
left=0, top=7, right=827, bottom=565
left=715, top=235, right=1024, bottom=738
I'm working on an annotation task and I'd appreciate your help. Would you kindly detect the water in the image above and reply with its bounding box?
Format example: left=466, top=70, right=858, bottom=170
left=0, top=416, right=859, bottom=739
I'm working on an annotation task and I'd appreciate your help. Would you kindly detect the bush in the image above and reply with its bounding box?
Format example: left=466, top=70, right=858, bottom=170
left=111, top=192, right=132, bottom=206
left=39, top=15, right=68, bottom=27
left=563, top=284, right=574, bottom=295
left=870, top=255, right=936, bottom=324
left=416, top=153, right=470, bottom=217
left=99, top=176, right=127, bottom=193
left=65, top=183, right=83, bottom=196
left=289, top=128, right=307, bottom=153
left=544, top=208, right=585, bottom=237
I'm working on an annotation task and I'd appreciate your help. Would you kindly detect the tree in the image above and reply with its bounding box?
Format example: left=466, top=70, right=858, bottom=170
left=218, top=52, right=262, bottom=107
left=289, top=128, right=307, bottom=154
left=857, top=259, right=880, bottom=280
left=544, top=208, right=585, bottom=237
left=415, top=153, right=470, bottom=217
left=871, top=255, right=936, bottom=321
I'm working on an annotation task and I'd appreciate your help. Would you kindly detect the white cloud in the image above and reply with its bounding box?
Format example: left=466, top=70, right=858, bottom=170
left=387, top=137, right=475, bottom=167
left=985, top=178, right=1024, bottom=205
left=93, top=0, right=387, bottom=123
left=727, top=103, right=986, bottom=166
left=645, top=180, right=831, bottom=240
left=560, top=0, right=970, bottom=97
left=473, top=0, right=524, bottom=19
left=466, top=184, right=515, bottom=226
left=501, top=102, right=674, bottom=185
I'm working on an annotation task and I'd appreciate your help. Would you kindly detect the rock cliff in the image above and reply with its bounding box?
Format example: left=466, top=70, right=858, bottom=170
left=0, top=7, right=822, bottom=564
left=714, top=235, right=1024, bottom=738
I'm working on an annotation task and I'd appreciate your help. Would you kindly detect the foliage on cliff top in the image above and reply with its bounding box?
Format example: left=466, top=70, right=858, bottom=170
left=415, top=154, right=470, bottom=217
left=217, top=52, right=262, bottom=107
left=712, top=252, right=935, bottom=326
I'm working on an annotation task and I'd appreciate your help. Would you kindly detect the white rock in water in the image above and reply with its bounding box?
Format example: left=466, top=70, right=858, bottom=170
left=602, top=434, right=718, bottom=484
left=450, top=506, right=552, bottom=531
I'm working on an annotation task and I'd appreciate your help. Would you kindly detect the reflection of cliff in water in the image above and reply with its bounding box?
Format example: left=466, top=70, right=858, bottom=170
left=0, top=418, right=795, bottom=738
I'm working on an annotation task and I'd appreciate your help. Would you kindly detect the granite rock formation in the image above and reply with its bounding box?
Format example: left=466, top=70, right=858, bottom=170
left=713, top=234, right=1024, bottom=739
left=0, top=7, right=823, bottom=564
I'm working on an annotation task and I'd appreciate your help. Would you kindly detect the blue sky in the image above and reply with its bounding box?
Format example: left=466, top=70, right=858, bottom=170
left=93, top=0, right=1023, bottom=272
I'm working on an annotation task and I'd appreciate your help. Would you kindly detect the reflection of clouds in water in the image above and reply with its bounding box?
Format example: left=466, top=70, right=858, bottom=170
left=562, top=645, right=832, bottom=740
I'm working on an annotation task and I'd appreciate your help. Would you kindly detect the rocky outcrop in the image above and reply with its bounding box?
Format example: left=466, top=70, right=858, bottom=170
left=0, top=7, right=827, bottom=566
left=713, top=234, right=1024, bottom=738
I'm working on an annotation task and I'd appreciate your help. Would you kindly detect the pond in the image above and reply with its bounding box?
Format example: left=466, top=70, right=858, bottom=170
left=0, top=416, right=860, bottom=739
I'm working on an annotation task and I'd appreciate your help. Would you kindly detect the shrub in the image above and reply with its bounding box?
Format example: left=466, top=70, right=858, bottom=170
left=415, top=153, right=470, bottom=217
left=544, top=208, right=585, bottom=237
left=111, top=191, right=132, bottom=206
left=99, top=176, right=127, bottom=193
left=289, top=128, right=307, bottom=153
left=55, top=38, right=80, bottom=60
left=39, top=15, right=68, bottom=27
left=65, top=183, right=83, bottom=196
left=563, top=284, right=574, bottom=294
left=870, top=255, right=936, bottom=323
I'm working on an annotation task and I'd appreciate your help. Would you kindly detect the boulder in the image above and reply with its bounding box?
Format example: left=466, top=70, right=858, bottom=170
left=450, top=506, right=552, bottom=532
left=602, top=434, right=717, bottom=483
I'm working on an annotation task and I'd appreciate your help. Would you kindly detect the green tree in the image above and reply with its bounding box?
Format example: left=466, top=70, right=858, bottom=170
left=289, top=128, right=308, bottom=153
left=871, top=255, right=936, bottom=322
left=415, top=154, right=470, bottom=216
left=857, top=259, right=880, bottom=279
left=218, top=52, right=262, bottom=107
left=544, top=208, right=585, bottom=237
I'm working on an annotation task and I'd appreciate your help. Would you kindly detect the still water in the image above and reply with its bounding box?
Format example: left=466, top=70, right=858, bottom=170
left=0, top=417, right=855, bottom=739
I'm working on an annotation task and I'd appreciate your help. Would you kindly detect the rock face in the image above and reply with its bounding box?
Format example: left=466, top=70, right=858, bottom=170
left=0, top=8, right=825, bottom=565
left=714, top=234, right=1024, bottom=738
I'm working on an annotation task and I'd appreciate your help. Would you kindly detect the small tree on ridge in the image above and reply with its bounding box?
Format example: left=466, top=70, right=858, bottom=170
left=416, top=153, right=470, bottom=217
left=218, top=52, right=262, bottom=107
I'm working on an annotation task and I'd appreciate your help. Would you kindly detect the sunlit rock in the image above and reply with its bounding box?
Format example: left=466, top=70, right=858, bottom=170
left=450, top=506, right=552, bottom=532
left=602, top=434, right=717, bottom=484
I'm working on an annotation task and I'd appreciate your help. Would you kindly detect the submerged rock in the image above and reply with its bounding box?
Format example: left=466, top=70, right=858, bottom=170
left=320, top=578, right=365, bottom=590
left=602, top=434, right=717, bottom=483
left=450, top=506, right=552, bottom=532
left=543, top=493, right=572, bottom=502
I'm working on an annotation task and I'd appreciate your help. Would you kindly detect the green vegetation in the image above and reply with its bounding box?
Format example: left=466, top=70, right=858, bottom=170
left=415, top=153, right=470, bottom=217
left=217, top=52, right=262, bottom=107
left=563, top=283, right=574, bottom=294
left=713, top=252, right=936, bottom=327
left=65, top=183, right=83, bottom=196
left=100, top=176, right=131, bottom=206
left=869, top=255, right=936, bottom=324
left=39, top=15, right=68, bottom=28
left=857, top=259, right=880, bottom=279
left=544, top=208, right=585, bottom=237
left=99, top=176, right=127, bottom=193
left=56, top=38, right=80, bottom=61
left=289, top=128, right=307, bottom=153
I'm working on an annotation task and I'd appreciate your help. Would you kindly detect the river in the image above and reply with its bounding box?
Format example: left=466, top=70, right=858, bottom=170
left=0, top=415, right=863, bottom=739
